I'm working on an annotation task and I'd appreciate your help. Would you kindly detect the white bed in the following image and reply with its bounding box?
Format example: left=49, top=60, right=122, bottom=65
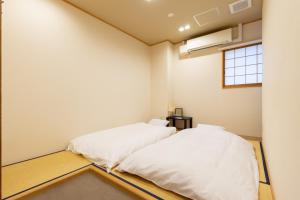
left=67, top=122, right=176, bottom=171
left=118, top=126, right=259, bottom=200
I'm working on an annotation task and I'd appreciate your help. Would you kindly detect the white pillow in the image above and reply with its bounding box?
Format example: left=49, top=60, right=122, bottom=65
left=148, top=119, right=169, bottom=127
left=197, top=123, right=225, bottom=130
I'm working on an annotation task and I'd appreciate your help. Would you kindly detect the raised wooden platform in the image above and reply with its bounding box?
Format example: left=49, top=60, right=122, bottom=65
left=1, top=140, right=273, bottom=200
left=1, top=152, right=91, bottom=199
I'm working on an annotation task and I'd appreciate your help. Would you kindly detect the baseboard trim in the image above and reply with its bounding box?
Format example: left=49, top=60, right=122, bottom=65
left=240, top=135, right=262, bottom=141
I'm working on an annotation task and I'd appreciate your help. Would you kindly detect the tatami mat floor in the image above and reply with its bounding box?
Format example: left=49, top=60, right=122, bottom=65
left=1, top=140, right=273, bottom=200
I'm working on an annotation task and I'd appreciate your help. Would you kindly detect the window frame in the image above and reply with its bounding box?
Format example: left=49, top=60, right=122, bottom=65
left=222, top=43, right=263, bottom=89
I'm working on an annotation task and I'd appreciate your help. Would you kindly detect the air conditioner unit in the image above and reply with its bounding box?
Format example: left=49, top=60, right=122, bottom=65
left=179, top=28, right=233, bottom=55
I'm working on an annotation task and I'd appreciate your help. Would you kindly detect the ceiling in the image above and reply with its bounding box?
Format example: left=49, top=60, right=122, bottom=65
left=65, top=0, right=262, bottom=45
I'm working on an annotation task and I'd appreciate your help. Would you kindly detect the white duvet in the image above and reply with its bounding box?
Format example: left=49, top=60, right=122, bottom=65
left=68, top=123, right=176, bottom=170
left=118, top=127, right=259, bottom=200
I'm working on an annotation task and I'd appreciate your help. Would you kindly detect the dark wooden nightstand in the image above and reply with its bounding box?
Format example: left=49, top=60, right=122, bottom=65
left=166, top=116, right=193, bottom=130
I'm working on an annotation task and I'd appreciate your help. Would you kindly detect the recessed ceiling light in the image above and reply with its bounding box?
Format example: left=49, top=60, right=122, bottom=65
left=184, top=24, right=191, bottom=30
left=178, top=27, right=185, bottom=32
left=178, top=24, right=191, bottom=32
left=145, top=0, right=152, bottom=2
left=168, top=13, right=175, bottom=18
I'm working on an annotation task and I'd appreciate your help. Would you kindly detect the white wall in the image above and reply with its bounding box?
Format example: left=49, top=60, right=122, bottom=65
left=151, top=21, right=262, bottom=137
left=172, top=49, right=262, bottom=137
left=2, top=0, right=264, bottom=166
left=262, top=0, right=300, bottom=199
left=150, top=42, right=173, bottom=118
left=2, top=0, right=151, bottom=165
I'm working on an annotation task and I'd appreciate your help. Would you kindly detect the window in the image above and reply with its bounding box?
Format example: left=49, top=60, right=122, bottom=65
left=223, top=43, right=263, bottom=88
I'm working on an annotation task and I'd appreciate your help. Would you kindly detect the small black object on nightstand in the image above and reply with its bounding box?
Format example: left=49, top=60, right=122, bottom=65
left=166, top=116, right=193, bottom=130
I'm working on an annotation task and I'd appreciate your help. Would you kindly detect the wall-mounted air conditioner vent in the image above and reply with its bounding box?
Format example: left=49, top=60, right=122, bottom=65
left=229, top=0, right=252, bottom=14
left=179, top=28, right=233, bottom=55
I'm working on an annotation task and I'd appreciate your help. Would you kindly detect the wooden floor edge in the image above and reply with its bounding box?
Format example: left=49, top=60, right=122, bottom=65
left=261, top=141, right=276, bottom=200
left=2, top=165, right=91, bottom=200
left=2, top=165, right=156, bottom=200
left=90, top=165, right=160, bottom=200
left=259, top=142, right=270, bottom=185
